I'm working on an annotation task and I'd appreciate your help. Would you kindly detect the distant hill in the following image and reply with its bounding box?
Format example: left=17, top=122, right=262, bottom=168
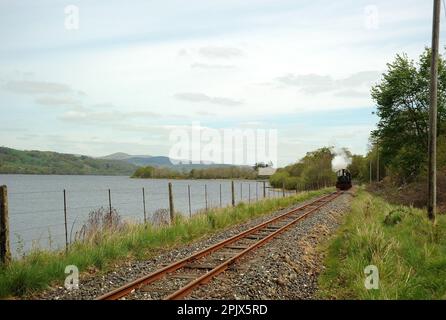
left=126, top=156, right=173, bottom=167
left=0, top=147, right=138, bottom=175
left=0, top=147, right=250, bottom=176
left=98, top=153, right=172, bottom=166
left=99, top=152, right=133, bottom=161
left=98, top=153, right=235, bottom=170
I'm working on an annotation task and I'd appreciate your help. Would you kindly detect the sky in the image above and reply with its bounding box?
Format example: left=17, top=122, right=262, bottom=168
left=0, top=0, right=445, bottom=167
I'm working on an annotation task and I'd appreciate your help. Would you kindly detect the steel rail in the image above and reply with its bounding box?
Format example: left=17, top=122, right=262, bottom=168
left=165, top=191, right=342, bottom=299
left=96, top=191, right=340, bottom=300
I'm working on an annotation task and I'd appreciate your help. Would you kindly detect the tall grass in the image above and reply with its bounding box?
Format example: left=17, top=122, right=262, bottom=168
left=0, top=188, right=333, bottom=298
left=318, top=189, right=446, bottom=299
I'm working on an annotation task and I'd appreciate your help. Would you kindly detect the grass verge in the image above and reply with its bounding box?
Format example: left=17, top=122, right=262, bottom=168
left=0, top=188, right=333, bottom=298
left=318, top=188, right=446, bottom=299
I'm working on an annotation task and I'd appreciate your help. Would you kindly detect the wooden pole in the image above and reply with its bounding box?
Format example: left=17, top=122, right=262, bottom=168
left=142, top=187, right=147, bottom=223
left=204, top=184, right=208, bottom=211
left=428, top=0, right=441, bottom=222
left=256, top=182, right=258, bottom=201
left=63, top=189, right=68, bottom=254
left=219, top=184, right=222, bottom=207
left=282, top=182, right=285, bottom=197
left=263, top=181, right=266, bottom=198
left=0, top=186, right=11, bottom=265
left=248, top=184, right=251, bottom=203
left=188, top=184, right=192, bottom=217
left=108, top=188, right=112, bottom=228
left=168, top=182, right=174, bottom=222
left=376, top=141, right=380, bottom=182
left=231, top=181, right=235, bottom=207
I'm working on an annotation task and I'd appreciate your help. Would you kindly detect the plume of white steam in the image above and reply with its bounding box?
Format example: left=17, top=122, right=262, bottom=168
left=331, top=148, right=352, bottom=172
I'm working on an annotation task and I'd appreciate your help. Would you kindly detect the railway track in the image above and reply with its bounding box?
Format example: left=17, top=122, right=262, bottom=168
left=96, top=191, right=342, bottom=300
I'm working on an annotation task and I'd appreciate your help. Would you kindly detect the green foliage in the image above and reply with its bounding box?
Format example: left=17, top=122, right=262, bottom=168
left=0, top=188, right=333, bottom=298
left=132, top=165, right=258, bottom=180
left=132, top=166, right=184, bottom=179
left=269, top=147, right=336, bottom=190
left=371, top=48, right=446, bottom=182
left=383, top=207, right=411, bottom=226
left=318, top=189, right=446, bottom=299
left=347, top=155, right=368, bottom=182
left=0, top=147, right=137, bottom=175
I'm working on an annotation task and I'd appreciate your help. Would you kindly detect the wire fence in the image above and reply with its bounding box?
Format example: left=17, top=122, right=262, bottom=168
left=3, top=180, right=296, bottom=256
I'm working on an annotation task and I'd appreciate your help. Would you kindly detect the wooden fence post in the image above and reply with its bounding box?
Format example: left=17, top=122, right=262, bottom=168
left=219, top=184, right=222, bottom=207
left=142, top=187, right=147, bottom=223
left=263, top=181, right=266, bottom=198
left=108, top=188, right=112, bottom=216
left=231, top=181, right=235, bottom=207
left=204, top=184, right=208, bottom=211
left=0, top=185, right=11, bottom=265
left=63, top=189, right=68, bottom=254
left=168, top=182, right=175, bottom=222
left=282, top=182, right=285, bottom=197
left=248, top=184, right=251, bottom=203
left=106, top=188, right=113, bottom=229
left=188, top=185, right=192, bottom=217
left=256, top=182, right=258, bottom=201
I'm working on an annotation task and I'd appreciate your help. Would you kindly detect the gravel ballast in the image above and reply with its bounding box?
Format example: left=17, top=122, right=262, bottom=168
left=190, top=191, right=352, bottom=299
left=33, top=191, right=353, bottom=300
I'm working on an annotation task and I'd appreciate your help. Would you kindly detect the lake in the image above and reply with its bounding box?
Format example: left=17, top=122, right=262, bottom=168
left=0, top=174, right=280, bottom=255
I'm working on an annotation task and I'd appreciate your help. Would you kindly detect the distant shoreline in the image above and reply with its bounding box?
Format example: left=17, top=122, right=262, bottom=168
left=0, top=172, right=131, bottom=177
left=0, top=173, right=268, bottom=181
left=131, top=176, right=263, bottom=181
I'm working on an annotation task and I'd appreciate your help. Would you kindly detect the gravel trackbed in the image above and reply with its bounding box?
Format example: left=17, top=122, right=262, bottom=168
left=34, top=191, right=353, bottom=300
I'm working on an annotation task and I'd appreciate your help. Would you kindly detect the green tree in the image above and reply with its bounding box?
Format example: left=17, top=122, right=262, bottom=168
left=269, top=147, right=336, bottom=190
left=371, top=48, right=446, bottom=182
left=348, top=155, right=367, bottom=182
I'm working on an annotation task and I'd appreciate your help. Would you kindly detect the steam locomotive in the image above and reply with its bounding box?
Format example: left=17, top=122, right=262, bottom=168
left=335, top=169, right=352, bottom=190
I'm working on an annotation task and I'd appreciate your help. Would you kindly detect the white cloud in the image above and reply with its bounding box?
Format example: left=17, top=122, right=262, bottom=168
left=35, top=96, right=82, bottom=108
left=174, top=92, right=243, bottom=106
left=199, top=46, right=243, bottom=59
left=60, top=110, right=161, bottom=123
left=276, top=71, right=382, bottom=94
left=190, top=63, right=237, bottom=70
left=4, top=80, right=73, bottom=94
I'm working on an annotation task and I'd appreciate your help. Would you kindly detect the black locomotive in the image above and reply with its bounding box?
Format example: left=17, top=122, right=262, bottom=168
left=335, top=169, right=352, bottom=190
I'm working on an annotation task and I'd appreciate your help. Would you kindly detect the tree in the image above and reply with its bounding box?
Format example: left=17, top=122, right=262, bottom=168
left=348, top=155, right=367, bottom=181
left=371, top=48, right=446, bottom=182
left=269, top=147, right=337, bottom=190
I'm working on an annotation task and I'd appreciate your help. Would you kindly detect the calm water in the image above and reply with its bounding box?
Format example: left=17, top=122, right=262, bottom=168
left=0, top=174, right=279, bottom=255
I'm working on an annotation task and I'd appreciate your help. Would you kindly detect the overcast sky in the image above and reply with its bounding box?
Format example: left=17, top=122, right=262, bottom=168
left=0, top=0, right=444, bottom=166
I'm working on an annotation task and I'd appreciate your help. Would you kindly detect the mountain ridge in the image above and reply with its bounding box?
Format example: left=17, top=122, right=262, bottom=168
left=0, top=147, right=137, bottom=175
left=97, top=152, right=234, bottom=170
left=0, top=147, right=243, bottom=175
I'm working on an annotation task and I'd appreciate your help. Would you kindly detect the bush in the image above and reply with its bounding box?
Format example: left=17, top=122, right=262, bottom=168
left=383, top=207, right=411, bottom=226
left=75, top=207, right=124, bottom=243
